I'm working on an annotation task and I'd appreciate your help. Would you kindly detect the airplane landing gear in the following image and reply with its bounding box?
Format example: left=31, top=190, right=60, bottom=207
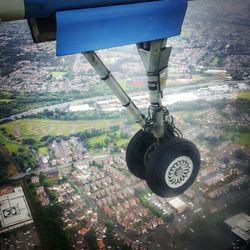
left=126, top=129, right=156, bottom=180
left=83, top=39, right=201, bottom=197
left=126, top=130, right=200, bottom=197
left=145, top=138, right=200, bottom=197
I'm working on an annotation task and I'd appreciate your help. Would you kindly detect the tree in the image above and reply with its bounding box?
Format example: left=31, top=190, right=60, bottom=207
left=22, top=138, right=36, bottom=145
left=221, top=156, right=229, bottom=166
left=39, top=172, right=46, bottom=184
left=120, top=132, right=129, bottom=139
left=233, top=149, right=248, bottom=160
left=109, top=125, right=119, bottom=132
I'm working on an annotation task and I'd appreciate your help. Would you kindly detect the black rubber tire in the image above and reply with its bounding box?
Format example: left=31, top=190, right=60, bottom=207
left=126, top=130, right=156, bottom=179
left=145, top=138, right=200, bottom=197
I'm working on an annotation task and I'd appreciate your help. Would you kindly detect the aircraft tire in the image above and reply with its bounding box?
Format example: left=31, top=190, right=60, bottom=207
left=145, top=138, right=200, bottom=197
left=126, top=129, right=156, bottom=179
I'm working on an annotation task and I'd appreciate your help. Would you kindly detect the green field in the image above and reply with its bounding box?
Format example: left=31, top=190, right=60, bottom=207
left=0, top=98, right=14, bottom=103
left=88, top=134, right=109, bottom=145
left=116, top=138, right=129, bottom=147
left=211, top=55, right=220, bottom=66
left=0, top=133, right=20, bottom=152
left=87, top=131, right=128, bottom=144
left=47, top=71, right=66, bottom=78
left=225, top=131, right=250, bottom=147
left=38, top=147, right=48, bottom=156
left=87, top=131, right=130, bottom=148
left=237, top=91, right=250, bottom=101
left=0, top=118, right=124, bottom=140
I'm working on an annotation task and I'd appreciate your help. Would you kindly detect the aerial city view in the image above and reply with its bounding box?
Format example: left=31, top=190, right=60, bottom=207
left=0, top=0, right=249, bottom=249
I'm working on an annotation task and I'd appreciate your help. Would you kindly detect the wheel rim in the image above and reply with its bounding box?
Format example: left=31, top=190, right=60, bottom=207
left=165, top=156, right=193, bottom=188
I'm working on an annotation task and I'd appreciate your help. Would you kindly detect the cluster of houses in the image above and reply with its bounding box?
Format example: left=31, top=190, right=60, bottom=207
left=39, top=137, right=86, bottom=169
left=31, top=118, right=249, bottom=249
left=206, top=175, right=248, bottom=199
left=51, top=137, right=86, bottom=165
left=72, top=161, right=167, bottom=237
left=31, top=176, right=50, bottom=206
left=197, top=142, right=249, bottom=200
left=45, top=181, right=101, bottom=250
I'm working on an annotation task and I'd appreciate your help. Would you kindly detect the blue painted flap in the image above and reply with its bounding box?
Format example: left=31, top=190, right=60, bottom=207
left=56, top=0, right=187, bottom=56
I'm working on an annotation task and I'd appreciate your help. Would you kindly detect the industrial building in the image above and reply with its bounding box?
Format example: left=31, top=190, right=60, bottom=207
left=0, top=186, right=33, bottom=233
left=167, top=197, right=187, bottom=214
left=225, top=213, right=250, bottom=242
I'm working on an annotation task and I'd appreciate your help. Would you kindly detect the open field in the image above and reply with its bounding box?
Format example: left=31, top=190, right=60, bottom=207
left=116, top=138, right=129, bottom=146
left=0, top=133, right=20, bottom=152
left=237, top=91, right=250, bottom=100
left=88, top=134, right=109, bottom=145
left=38, top=147, right=48, bottom=156
left=225, top=130, right=250, bottom=147
left=87, top=131, right=130, bottom=147
left=0, top=98, right=14, bottom=103
left=0, top=118, right=124, bottom=140
left=47, top=71, right=66, bottom=78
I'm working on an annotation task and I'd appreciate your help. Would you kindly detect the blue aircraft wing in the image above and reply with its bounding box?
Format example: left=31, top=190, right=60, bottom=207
left=56, top=0, right=187, bottom=56
left=24, top=0, right=159, bottom=18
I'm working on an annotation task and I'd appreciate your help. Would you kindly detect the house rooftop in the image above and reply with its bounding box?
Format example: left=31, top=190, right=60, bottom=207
left=225, top=213, right=250, bottom=242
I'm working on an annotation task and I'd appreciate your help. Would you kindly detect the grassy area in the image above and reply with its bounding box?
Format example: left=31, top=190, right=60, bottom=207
left=87, top=131, right=129, bottom=148
left=47, top=71, right=66, bottom=78
left=0, top=118, right=123, bottom=140
left=0, top=133, right=20, bottom=152
left=225, top=131, right=250, bottom=147
left=43, top=176, right=58, bottom=186
left=116, top=138, right=129, bottom=146
left=88, top=134, right=109, bottom=145
left=211, top=55, right=220, bottom=66
left=0, top=98, right=14, bottom=103
left=38, top=147, right=48, bottom=156
left=237, top=91, right=250, bottom=101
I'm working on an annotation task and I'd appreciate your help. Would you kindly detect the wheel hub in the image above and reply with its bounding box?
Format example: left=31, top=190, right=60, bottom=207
left=165, top=156, right=193, bottom=188
left=175, top=167, right=183, bottom=177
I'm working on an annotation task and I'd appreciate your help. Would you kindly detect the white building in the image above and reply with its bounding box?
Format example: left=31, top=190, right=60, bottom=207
left=0, top=186, right=33, bottom=233
left=167, top=197, right=187, bottom=214
left=225, top=213, right=250, bottom=242
left=69, top=104, right=94, bottom=112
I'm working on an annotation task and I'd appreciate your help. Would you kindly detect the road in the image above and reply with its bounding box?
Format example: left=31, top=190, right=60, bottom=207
left=0, top=80, right=238, bottom=123
left=0, top=95, right=109, bottom=123
left=9, top=166, right=58, bottom=180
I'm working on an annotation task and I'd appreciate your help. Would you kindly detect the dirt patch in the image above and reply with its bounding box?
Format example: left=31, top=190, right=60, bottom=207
left=7, top=163, right=18, bottom=176
left=13, top=126, right=21, bottom=139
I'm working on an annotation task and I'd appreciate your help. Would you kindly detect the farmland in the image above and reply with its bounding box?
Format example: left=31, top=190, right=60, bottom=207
left=0, top=118, right=124, bottom=141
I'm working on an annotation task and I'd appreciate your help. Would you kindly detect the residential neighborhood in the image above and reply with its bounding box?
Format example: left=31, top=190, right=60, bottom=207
left=0, top=0, right=250, bottom=249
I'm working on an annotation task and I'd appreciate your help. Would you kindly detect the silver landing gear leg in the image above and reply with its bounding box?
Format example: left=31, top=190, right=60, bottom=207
left=83, top=39, right=170, bottom=141
left=137, top=39, right=171, bottom=143
left=83, top=52, right=146, bottom=128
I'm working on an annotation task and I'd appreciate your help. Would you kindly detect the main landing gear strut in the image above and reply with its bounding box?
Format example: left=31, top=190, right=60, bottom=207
left=83, top=39, right=200, bottom=197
